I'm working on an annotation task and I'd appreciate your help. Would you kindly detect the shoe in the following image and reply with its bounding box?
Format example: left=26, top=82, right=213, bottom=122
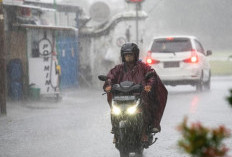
left=111, top=128, right=115, bottom=134
left=141, top=133, right=148, bottom=142
left=151, top=127, right=160, bottom=133
left=113, top=135, right=117, bottom=143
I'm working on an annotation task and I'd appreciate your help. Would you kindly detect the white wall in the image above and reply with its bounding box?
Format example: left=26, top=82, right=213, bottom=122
left=27, top=29, right=59, bottom=96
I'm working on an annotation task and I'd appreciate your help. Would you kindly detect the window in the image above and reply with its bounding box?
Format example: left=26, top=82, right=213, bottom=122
left=151, top=38, right=192, bottom=53
left=194, top=40, right=205, bottom=55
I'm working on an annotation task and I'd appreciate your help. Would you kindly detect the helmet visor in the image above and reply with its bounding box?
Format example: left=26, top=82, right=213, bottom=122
left=123, top=51, right=133, bottom=54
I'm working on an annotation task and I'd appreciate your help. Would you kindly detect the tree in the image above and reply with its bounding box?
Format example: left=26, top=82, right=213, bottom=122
left=177, top=117, right=231, bottom=157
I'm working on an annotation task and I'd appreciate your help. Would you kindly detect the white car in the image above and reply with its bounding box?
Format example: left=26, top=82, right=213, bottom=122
left=146, top=36, right=212, bottom=91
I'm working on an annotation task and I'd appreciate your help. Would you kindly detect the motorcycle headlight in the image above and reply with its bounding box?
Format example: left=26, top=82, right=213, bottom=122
left=127, top=106, right=137, bottom=115
left=112, top=105, right=121, bottom=115
left=112, top=101, right=121, bottom=115
left=127, top=99, right=140, bottom=115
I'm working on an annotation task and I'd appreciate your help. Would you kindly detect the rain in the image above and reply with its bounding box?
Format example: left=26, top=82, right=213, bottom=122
left=0, top=0, right=232, bottom=157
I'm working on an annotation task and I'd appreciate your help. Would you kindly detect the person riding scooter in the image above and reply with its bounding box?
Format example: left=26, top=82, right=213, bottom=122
left=103, top=43, right=168, bottom=142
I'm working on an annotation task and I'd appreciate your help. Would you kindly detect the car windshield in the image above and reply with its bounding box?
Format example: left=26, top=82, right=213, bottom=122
left=151, top=38, right=192, bottom=53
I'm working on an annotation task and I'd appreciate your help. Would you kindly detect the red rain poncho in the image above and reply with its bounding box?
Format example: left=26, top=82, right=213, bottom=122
left=103, top=61, right=168, bottom=129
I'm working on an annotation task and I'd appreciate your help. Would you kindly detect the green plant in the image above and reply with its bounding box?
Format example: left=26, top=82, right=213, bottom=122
left=177, top=117, right=231, bottom=157
left=227, top=89, right=232, bottom=107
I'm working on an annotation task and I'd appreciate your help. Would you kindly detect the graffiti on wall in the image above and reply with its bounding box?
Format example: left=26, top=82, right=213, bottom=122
left=39, top=36, right=52, bottom=92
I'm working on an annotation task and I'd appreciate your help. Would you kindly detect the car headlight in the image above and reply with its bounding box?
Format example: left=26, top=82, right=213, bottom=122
left=127, top=99, right=140, bottom=115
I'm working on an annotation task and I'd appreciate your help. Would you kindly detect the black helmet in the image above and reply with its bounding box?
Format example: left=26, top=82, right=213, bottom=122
left=121, top=43, right=140, bottom=62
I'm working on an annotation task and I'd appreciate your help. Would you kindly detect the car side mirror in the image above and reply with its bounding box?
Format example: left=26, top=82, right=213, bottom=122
left=206, top=50, right=212, bottom=56
left=98, top=75, right=108, bottom=81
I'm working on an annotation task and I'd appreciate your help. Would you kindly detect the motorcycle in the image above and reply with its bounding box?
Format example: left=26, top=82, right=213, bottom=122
left=98, top=72, right=158, bottom=157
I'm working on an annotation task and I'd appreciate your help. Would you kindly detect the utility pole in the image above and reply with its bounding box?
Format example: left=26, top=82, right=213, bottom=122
left=135, top=3, right=139, bottom=44
left=125, top=0, right=144, bottom=44
left=0, top=0, right=6, bottom=115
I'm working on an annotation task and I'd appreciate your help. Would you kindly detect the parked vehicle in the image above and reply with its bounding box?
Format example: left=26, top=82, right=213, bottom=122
left=98, top=72, right=157, bottom=157
left=146, top=36, right=212, bottom=91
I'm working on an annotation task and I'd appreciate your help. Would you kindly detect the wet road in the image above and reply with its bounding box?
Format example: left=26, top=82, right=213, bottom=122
left=0, top=76, right=232, bottom=157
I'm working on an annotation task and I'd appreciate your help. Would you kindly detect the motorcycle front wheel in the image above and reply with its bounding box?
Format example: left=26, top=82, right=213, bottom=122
left=119, top=151, right=143, bottom=157
left=120, top=151, right=129, bottom=157
left=135, top=147, right=144, bottom=157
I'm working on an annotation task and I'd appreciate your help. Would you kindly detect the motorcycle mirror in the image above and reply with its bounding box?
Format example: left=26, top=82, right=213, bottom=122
left=145, top=71, right=154, bottom=80
left=98, top=75, right=108, bottom=81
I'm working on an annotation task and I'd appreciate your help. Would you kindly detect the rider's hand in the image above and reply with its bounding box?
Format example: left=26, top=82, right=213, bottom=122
left=144, top=85, right=152, bottom=92
left=105, top=85, right=112, bottom=93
